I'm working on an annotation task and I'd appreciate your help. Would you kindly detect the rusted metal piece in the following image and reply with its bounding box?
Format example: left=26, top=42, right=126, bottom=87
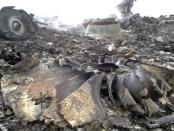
left=1, top=57, right=106, bottom=127
left=58, top=74, right=105, bottom=127
left=1, top=57, right=84, bottom=123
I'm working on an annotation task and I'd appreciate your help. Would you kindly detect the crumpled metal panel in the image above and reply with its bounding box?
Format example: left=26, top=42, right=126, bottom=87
left=114, top=65, right=173, bottom=115
left=58, top=74, right=105, bottom=127
left=1, top=57, right=173, bottom=127
left=2, top=57, right=83, bottom=122
left=1, top=57, right=106, bottom=127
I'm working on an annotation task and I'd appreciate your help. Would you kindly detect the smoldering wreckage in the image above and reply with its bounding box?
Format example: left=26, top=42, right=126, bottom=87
left=0, top=4, right=174, bottom=131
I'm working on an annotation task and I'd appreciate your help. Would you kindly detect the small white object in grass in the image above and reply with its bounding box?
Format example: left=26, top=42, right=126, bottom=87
left=134, top=125, right=142, bottom=130
left=156, top=36, right=164, bottom=42
left=108, top=44, right=116, bottom=51
left=46, top=42, right=54, bottom=45
left=171, top=126, right=174, bottom=131
left=0, top=111, right=5, bottom=118
left=117, top=46, right=128, bottom=53
left=148, top=59, right=154, bottom=63
left=158, top=51, right=170, bottom=55
left=86, top=66, right=94, bottom=72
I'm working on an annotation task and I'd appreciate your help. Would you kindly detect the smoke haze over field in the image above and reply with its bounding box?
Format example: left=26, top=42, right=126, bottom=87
left=0, top=0, right=123, bottom=25
left=1, top=0, right=174, bottom=27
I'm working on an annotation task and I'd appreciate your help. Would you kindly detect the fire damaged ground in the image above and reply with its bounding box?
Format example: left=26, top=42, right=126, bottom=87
left=0, top=14, right=174, bottom=131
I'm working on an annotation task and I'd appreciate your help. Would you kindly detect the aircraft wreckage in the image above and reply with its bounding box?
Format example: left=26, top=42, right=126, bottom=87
left=0, top=3, right=174, bottom=131
left=1, top=56, right=174, bottom=129
left=0, top=6, right=37, bottom=40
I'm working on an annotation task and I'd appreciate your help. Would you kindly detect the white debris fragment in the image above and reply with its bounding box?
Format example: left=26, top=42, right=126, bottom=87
left=108, top=44, right=116, bottom=51
left=0, top=59, right=10, bottom=67
left=117, top=46, right=129, bottom=53
left=46, top=42, right=54, bottom=45
left=158, top=51, right=171, bottom=55
left=156, top=36, right=164, bottom=42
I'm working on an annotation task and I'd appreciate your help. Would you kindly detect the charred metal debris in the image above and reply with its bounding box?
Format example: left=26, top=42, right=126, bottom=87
left=0, top=6, right=38, bottom=40
left=0, top=55, right=174, bottom=131
left=0, top=6, right=174, bottom=131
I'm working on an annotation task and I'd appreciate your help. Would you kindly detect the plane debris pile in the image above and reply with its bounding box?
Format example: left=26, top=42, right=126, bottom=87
left=0, top=9, right=174, bottom=131
left=0, top=56, right=174, bottom=130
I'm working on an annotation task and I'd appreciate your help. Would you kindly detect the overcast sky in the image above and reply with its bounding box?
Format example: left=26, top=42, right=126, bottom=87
left=132, top=0, right=174, bottom=17
left=0, top=0, right=174, bottom=25
left=0, top=0, right=122, bottom=24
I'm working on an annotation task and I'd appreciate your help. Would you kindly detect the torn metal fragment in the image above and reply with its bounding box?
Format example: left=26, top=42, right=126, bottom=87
left=1, top=57, right=106, bottom=127
left=1, top=57, right=173, bottom=128
left=109, top=64, right=173, bottom=116
left=1, top=58, right=83, bottom=123
left=58, top=74, right=105, bottom=127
